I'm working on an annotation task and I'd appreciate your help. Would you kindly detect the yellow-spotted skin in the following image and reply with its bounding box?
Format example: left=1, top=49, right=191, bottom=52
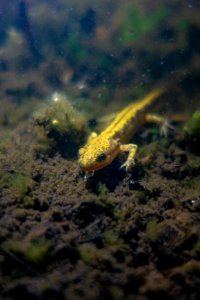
left=79, top=89, right=163, bottom=174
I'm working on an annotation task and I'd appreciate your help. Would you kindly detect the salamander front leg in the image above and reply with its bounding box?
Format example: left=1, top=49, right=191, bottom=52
left=120, top=144, right=138, bottom=171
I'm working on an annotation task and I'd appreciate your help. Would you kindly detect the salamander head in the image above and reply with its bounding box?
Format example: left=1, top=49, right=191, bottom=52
left=78, top=136, right=120, bottom=173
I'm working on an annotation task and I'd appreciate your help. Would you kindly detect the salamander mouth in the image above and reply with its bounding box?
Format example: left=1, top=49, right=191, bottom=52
left=78, top=158, right=108, bottom=172
left=78, top=142, right=120, bottom=173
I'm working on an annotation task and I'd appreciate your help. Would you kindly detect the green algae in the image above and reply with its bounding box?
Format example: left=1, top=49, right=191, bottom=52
left=22, top=195, right=34, bottom=208
left=4, top=238, right=52, bottom=264
left=120, top=4, right=170, bottom=43
left=146, top=218, right=158, bottom=241
left=33, top=125, right=54, bottom=154
left=33, top=93, right=88, bottom=157
left=103, top=230, right=122, bottom=247
left=10, top=174, right=32, bottom=198
left=0, top=173, right=33, bottom=199
left=97, top=182, right=108, bottom=198
left=183, top=110, right=200, bottom=144
left=0, top=139, right=8, bottom=155
left=34, top=93, right=87, bottom=134
left=0, top=137, right=14, bottom=157
left=78, top=244, right=100, bottom=265
left=25, top=240, right=52, bottom=264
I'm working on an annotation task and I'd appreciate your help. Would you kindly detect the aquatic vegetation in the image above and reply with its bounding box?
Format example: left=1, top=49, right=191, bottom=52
left=79, top=239, right=121, bottom=267
left=32, top=125, right=54, bottom=154
left=0, top=138, right=9, bottom=154
left=183, top=110, right=200, bottom=147
left=78, top=244, right=100, bottom=265
left=24, top=239, right=52, bottom=264
left=0, top=173, right=33, bottom=199
left=146, top=218, right=158, bottom=242
left=120, top=4, right=170, bottom=43
left=33, top=92, right=88, bottom=157
left=97, top=182, right=108, bottom=198
left=22, top=195, right=34, bottom=208
left=4, top=238, right=52, bottom=264
left=103, top=230, right=122, bottom=248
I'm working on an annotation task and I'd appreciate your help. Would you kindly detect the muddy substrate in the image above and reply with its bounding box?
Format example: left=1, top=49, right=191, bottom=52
left=0, top=125, right=200, bottom=300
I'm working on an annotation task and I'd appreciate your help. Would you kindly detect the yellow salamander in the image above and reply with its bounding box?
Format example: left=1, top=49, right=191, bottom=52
left=79, top=89, right=167, bottom=175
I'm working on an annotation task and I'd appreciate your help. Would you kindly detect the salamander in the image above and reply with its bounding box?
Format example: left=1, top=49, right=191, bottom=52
left=78, top=89, right=168, bottom=175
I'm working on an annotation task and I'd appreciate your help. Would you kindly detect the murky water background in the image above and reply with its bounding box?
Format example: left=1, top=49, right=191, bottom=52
left=0, top=0, right=199, bottom=132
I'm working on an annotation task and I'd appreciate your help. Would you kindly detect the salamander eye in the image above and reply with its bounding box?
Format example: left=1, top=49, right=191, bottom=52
left=97, top=153, right=106, bottom=162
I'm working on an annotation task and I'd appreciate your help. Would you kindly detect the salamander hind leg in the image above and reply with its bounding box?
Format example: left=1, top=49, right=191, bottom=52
left=145, top=114, right=174, bottom=137
left=120, top=144, right=138, bottom=172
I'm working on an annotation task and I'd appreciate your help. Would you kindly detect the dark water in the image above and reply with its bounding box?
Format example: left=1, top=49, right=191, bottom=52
left=0, top=0, right=199, bottom=129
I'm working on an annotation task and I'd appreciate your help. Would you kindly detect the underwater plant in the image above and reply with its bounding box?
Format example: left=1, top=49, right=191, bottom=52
left=120, top=4, right=170, bottom=44
left=183, top=110, right=200, bottom=142
left=183, top=110, right=200, bottom=153
left=32, top=92, right=88, bottom=157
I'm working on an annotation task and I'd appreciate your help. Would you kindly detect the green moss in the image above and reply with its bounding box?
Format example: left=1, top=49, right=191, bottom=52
left=0, top=139, right=8, bottom=154
left=22, top=195, right=34, bottom=208
left=35, top=93, right=87, bottom=134
left=11, top=174, right=32, bottom=198
left=103, top=230, right=121, bottom=247
left=79, top=244, right=99, bottom=264
left=4, top=238, right=52, bottom=264
left=95, top=184, right=117, bottom=218
left=0, top=173, right=13, bottom=186
left=97, top=182, right=108, bottom=198
left=25, top=240, right=52, bottom=264
left=120, top=4, right=170, bottom=43
left=0, top=173, right=33, bottom=199
left=33, top=126, right=54, bottom=154
left=146, top=218, right=158, bottom=241
left=183, top=111, right=200, bottom=143
left=33, top=93, right=88, bottom=157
